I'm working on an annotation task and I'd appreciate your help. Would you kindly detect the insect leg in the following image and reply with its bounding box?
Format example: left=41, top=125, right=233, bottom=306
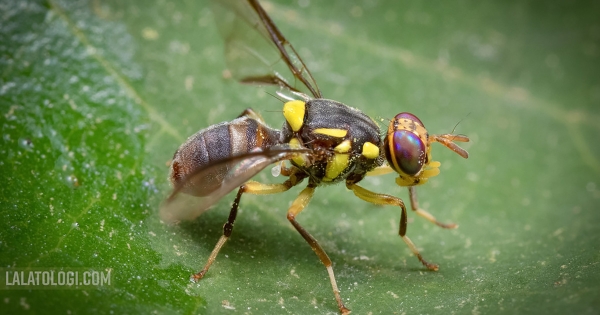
left=408, top=186, right=457, bottom=229
left=365, top=165, right=395, bottom=177
left=192, top=177, right=304, bottom=282
left=191, top=185, right=245, bottom=281
left=347, top=182, right=439, bottom=271
left=286, top=185, right=351, bottom=315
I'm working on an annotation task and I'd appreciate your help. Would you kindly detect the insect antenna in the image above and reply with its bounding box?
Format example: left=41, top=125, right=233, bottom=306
left=265, top=91, right=288, bottom=104
left=431, top=113, right=470, bottom=154
left=449, top=112, right=471, bottom=137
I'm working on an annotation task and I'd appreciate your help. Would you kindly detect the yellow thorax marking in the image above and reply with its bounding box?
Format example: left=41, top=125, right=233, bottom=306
left=313, top=128, right=348, bottom=138
left=334, top=140, right=351, bottom=153
left=283, top=100, right=306, bottom=132
left=289, top=138, right=306, bottom=167
left=361, top=142, right=379, bottom=159
left=324, top=153, right=349, bottom=182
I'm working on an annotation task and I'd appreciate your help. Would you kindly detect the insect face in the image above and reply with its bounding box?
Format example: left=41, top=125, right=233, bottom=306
left=385, top=112, right=436, bottom=186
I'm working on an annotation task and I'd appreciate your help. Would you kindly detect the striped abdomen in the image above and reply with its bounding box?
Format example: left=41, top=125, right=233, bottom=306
left=169, top=116, right=281, bottom=196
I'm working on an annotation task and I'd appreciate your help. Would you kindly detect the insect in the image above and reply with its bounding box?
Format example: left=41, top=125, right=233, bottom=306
left=160, top=0, right=469, bottom=314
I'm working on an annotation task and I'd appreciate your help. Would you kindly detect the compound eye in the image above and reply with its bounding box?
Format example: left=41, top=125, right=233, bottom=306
left=395, top=112, right=424, bottom=127
left=387, top=130, right=426, bottom=176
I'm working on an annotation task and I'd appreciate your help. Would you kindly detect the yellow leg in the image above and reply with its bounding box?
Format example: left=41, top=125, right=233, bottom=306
left=192, top=176, right=304, bottom=281
left=366, top=165, right=395, bottom=177
left=408, top=186, right=457, bottom=229
left=347, top=182, right=439, bottom=271
left=365, top=167, right=456, bottom=229
left=287, top=186, right=351, bottom=315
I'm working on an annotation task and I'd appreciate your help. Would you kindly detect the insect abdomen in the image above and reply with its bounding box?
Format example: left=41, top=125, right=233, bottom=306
left=169, top=116, right=281, bottom=196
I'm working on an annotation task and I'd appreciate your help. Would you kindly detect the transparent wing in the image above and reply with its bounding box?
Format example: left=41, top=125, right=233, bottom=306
left=210, top=0, right=322, bottom=98
left=160, top=146, right=308, bottom=223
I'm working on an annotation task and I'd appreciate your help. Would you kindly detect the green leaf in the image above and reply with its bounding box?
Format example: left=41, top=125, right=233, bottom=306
left=1, top=0, right=599, bottom=314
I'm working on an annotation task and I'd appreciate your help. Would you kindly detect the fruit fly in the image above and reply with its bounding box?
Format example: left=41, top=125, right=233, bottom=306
left=160, top=0, right=469, bottom=313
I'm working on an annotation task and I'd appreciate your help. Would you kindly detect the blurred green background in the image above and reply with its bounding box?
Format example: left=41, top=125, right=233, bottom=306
left=1, top=0, right=599, bottom=314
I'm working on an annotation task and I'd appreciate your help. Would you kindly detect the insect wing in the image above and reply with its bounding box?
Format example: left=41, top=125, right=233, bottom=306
left=210, top=0, right=322, bottom=98
left=160, top=147, right=306, bottom=223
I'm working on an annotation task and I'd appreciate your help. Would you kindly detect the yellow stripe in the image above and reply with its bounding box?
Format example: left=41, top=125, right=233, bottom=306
left=313, top=128, right=347, bottom=138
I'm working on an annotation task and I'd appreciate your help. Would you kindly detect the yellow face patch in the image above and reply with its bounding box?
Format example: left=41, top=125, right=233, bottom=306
left=313, top=128, right=348, bottom=138
left=395, top=160, right=441, bottom=187
left=283, top=100, right=306, bottom=132
left=361, top=142, right=379, bottom=159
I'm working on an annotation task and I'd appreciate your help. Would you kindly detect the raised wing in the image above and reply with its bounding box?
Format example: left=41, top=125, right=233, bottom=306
left=210, top=0, right=322, bottom=98
left=160, top=146, right=307, bottom=223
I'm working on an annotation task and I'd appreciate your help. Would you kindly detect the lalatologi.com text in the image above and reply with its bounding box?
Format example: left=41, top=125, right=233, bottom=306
left=2, top=268, right=112, bottom=289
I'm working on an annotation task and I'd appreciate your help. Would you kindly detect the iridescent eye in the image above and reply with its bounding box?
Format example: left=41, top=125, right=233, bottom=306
left=385, top=112, right=428, bottom=176
left=388, top=130, right=426, bottom=175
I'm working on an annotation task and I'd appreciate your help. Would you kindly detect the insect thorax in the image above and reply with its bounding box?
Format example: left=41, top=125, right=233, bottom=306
left=281, top=99, right=384, bottom=185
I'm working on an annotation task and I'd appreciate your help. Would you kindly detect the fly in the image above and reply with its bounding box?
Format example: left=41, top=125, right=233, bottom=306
left=161, top=1, right=470, bottom=313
